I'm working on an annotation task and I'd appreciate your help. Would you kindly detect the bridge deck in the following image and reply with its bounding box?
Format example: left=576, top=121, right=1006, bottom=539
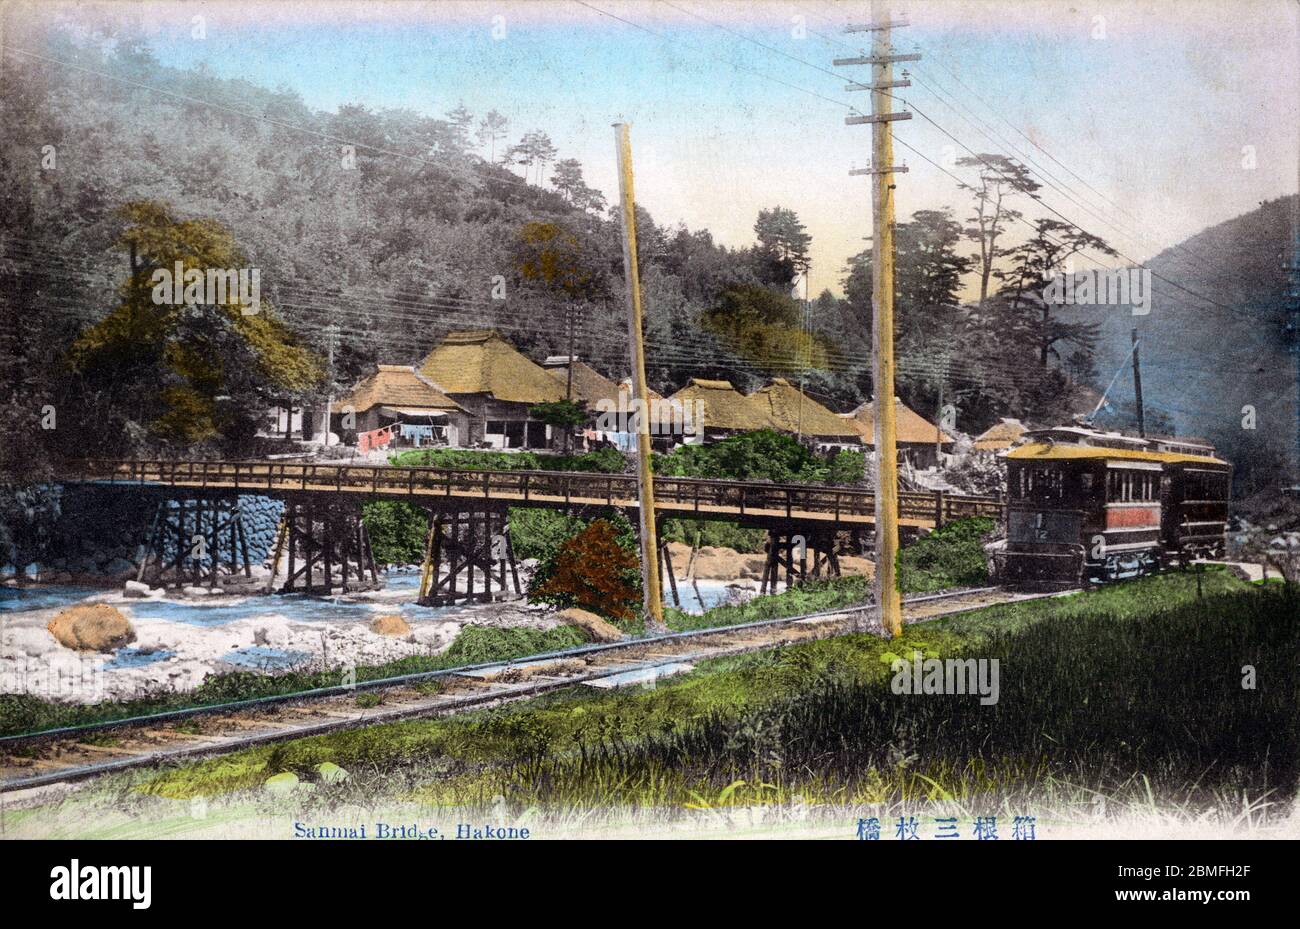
left=68, top=460, right=1005, bottom=530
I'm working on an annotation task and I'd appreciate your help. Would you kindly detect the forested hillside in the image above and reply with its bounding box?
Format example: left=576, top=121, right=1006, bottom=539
left=0, top=25, right=839, bottom=479
left=1, top=21, right=1294, bottom=495
left=1084, top=195, right=1298, bottom=496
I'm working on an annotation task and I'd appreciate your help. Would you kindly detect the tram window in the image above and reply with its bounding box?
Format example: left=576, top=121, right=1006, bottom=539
left=1183, top=471, right=1227, bottom=501
left=1020, top=466, right=1064, bottom=502
left=1108, top=470, right=1157, bottom=502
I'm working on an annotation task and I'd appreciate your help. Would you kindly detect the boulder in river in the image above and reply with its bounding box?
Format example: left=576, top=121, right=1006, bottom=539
left=369, top=614, right=412, bottom=637
left=47, top=604, right=137, bottom=653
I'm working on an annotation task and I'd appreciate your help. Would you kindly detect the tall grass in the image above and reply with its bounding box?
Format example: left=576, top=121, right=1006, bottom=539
left=476, top=586, right=1300, bottom=813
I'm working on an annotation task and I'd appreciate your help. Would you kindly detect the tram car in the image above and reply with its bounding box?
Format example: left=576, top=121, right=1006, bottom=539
left=996, top=426, right=1231, bottom=587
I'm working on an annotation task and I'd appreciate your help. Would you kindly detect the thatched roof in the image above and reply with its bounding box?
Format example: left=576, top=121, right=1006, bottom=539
left=842, top=397, right=954, bottom=446
left=668, top=378, right=775, bottom=432
left=542, top=359, right=624, bottom=409
left=617, top=377, right=664, bottom=404
left=417, top=330, right=563, bottom=404
left=336, top=365, right=464, bottom=414
left=974, top=418, right=1027, bottom=451
left=747, top=378, right=861, bottom=440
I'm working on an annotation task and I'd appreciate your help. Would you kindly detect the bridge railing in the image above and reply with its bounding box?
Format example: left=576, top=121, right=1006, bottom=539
left=73, top=459, right=1004, bottom=525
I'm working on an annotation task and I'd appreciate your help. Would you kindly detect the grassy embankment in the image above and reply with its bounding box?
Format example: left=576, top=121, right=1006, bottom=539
left=134, top=569, right=1295, bottom=820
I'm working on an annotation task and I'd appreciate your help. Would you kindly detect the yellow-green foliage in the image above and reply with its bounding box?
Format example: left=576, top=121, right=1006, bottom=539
left=68, top=200, right=321, bottom=443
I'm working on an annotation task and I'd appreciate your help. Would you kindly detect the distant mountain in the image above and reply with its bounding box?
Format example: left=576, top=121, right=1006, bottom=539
left=1082, top=195, right=1297, bottom=489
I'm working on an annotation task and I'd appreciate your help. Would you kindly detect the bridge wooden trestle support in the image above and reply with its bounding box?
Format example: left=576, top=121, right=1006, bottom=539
left=759, top=529, right=843, bottom=595
left=417, top=509, right=522, bottom=606
left=138, top=495, right=255, bottom=588
left=656, top=522, right=681, bottom=609
left=276, top=498, right=380, bottom=594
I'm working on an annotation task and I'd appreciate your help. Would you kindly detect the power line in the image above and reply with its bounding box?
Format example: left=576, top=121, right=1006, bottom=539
left=807, top=3, right=1240, bottom=289
left=661, top=0, right=1238, bottom=313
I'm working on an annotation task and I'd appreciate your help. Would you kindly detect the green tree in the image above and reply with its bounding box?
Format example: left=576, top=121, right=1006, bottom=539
left=445, top=103, right=474, bottom=155
left=476, top=109, right=509, bottom=163
left=507, top=130, right=559, bottom=185
left=846, top=208, right=974, bottom=409
left=703, top=284, right=827, bottom=376
left=529, top=399, right=588, bottom=431
left=997, top=217, right=1117, bottom=367
left=550, top=158, right=606, bottom=213
left=753, top=206, right=812, bottom=287
left=67, top=201, right=321, bottom=447
left=957, top=154, right=1041, bottom=306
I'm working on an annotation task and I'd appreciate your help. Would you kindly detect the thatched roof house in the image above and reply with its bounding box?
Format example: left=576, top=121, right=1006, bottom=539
left=747, top=378, right=861, bottom=443
left=541, top=357, right=624, bottom=410
left=418, top=330, right=563, bottom=404
left=333, top=365, right=468, bottom=449
left=617, top=376, right=664, bottom=405
left=337, top=365, right=464, bottom=418
left=974, top=418, right=1028, bottom=452
left=842, top=397, right=953, bottom=467
left=668, top=378, right=775, bottom=436
left=417, top=330, right=564, bottom=448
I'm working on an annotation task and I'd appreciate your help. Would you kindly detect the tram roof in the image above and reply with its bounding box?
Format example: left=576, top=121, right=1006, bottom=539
left=1006, top=442, right=1228, bottom=467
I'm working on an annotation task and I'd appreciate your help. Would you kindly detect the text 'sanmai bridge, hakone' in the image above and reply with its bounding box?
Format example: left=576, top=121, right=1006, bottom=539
left=66, top=460, right=1004, bottom=607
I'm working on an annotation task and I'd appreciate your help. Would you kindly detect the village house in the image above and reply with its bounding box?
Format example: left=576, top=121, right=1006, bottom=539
left=259, top=402, right=307, bottom=440
left=666, top=378, right=775, bottom=443
left=541, top=356, right=624, bottom=409
left=333, top=364, right=469, bottom=453
left=746, top=378, right=863, bottom=449
left=841, top=396, right=955, bottom=469
left=417, top=330, right=564, bottom=449
left=540, top=356, right=627, bottom=449
left=538, top=355, right=692, bottom=449
left=974, top=418, right=1029, bottom=453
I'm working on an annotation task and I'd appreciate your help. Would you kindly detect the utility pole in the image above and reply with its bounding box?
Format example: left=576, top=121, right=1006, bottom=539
left=565, top=306, right=576, bottom=453
left=797, top=270, right=809, bottom=440
left=1289, top=126, right=1300, bottom=486
left=565, top=308, right=576, bottom=403
left=936, top=369, right=944, bottom=461
left=323, top=324, right=338, bottom=447
left=839, top=3, right=915, bottom=637
left=613, top=122, right=665, bottom=630
left=1130, top=328, right=1145, bottom=438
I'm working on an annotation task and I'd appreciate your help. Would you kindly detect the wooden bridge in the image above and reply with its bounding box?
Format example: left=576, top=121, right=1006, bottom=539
left=66, top=459, right=1004, bottom=605
left=69, top=459, right=1003, bottom=531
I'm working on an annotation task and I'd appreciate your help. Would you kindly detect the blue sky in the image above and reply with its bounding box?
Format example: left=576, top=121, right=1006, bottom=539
left=31, top=0, right=1300, bottom=296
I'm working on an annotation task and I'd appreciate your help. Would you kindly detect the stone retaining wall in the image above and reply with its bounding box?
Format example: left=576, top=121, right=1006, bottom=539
left=1, top=485, right=284, bottom=586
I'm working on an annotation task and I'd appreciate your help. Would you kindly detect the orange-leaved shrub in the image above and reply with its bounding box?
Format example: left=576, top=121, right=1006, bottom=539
left=531, top=519, right=641, bottom=622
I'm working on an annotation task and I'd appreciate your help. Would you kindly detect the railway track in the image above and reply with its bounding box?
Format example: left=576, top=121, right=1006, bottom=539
left=0, top=585, right=1068, bottom=795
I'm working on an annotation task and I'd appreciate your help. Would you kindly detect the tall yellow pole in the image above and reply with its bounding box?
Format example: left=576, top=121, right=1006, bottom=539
left=870, top=3, right=903, bottom=637
left=613, top=122, right=665, bottom=630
